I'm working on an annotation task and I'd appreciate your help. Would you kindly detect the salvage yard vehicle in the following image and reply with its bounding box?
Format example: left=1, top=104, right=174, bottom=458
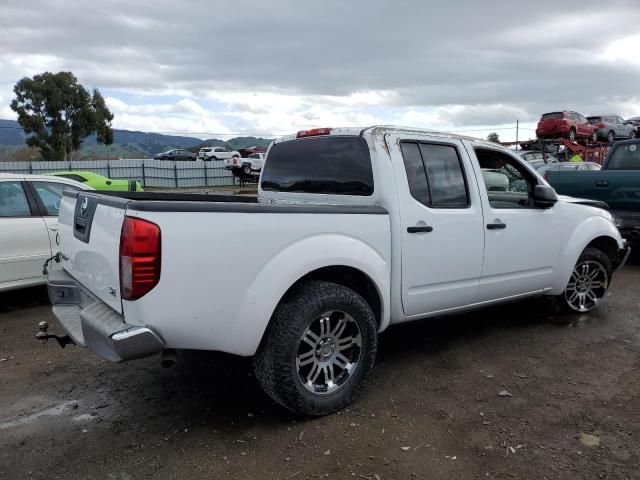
left=199, top=146, right=241, bottom=161
left=46, top=171, right=144, bottom=192
left=536, top=111, right=598, bottom=142
left=153, top=149, right=196, bottom=161
left=225, top=152, right=266, bottom=176
left=0, top=173, right=91, bottom=292
left=44, top=126, right=629, bottom=416
left=547, top=139, right=640, bottom=241
left=587, top=115, right=637, bottom=142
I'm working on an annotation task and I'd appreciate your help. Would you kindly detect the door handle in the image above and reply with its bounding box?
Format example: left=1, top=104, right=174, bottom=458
left=407, top=225, right=433, bottom=233
left=48, top=224, right=58, bottom=232
left=487, top=222, right=507, bottom=230
left=595, top=180, right=609, bottom=187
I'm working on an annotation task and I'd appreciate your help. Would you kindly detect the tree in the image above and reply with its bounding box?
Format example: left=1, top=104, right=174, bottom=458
left=10, top=72, right=114, bottom=161
left=486, top=132, right=500, bottom=143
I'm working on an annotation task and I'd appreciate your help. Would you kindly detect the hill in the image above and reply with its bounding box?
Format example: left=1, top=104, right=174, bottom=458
left=0, top=119, right=273, bottom=160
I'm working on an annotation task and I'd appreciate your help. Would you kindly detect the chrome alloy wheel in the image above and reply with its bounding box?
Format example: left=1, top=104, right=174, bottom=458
left=296, top=310, right=362, bottom=395
left=565, top=260, right=609, bottom=312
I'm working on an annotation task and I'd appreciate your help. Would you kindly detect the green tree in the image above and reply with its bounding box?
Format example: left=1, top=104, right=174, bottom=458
left=10, top=71, right=114, bottom=161
left=486, top=132, right=500, bottom=143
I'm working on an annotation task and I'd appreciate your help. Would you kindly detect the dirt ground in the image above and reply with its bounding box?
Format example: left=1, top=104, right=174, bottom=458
left=1, top=256, right=639, bottom=480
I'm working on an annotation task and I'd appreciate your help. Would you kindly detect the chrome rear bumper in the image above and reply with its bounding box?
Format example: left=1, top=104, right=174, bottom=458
left=47, top=270, right=164, bottom=362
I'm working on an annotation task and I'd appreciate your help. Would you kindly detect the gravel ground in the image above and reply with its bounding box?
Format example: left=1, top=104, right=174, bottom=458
left=1, top=254, right=638, bottom=480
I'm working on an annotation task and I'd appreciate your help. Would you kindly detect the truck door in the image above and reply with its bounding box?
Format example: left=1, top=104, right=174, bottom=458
left=386, top=134, right=485, bottom=317
left=470, top=146, right=562, bottom=301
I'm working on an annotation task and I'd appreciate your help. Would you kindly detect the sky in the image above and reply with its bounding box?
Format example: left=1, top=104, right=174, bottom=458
left=1, top=0, right=639, bottom=142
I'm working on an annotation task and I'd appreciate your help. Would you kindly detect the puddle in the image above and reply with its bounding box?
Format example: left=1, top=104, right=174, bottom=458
left=0, top=400, right=78, bottom=430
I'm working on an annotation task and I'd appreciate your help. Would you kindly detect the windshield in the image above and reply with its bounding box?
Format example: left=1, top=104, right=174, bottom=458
left=261, top=136, right=374, bottom=195
left=607, top=143, right=640, bottom=170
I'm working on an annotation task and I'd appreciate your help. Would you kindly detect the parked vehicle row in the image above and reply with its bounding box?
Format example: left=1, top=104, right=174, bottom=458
left=44, top=125, right=628, bottom=416
left=536, top=111, right=638, bottom=143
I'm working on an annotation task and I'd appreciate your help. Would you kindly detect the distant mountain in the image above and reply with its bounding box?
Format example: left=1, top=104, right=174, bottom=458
left=0, top=119, right=273, bottom=160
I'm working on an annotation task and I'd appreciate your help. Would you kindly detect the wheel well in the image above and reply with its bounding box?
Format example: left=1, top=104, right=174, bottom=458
left=285, top=266, right=382, bottom=327
left=586, top=236, right=620, bottom=268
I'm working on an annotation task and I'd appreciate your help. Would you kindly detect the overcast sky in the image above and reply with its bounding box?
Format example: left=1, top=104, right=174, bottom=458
left=1, top=0, right=639, bottom=141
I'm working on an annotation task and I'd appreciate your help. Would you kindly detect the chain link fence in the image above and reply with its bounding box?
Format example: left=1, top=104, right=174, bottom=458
left=0, top=159, right=237, bottom=188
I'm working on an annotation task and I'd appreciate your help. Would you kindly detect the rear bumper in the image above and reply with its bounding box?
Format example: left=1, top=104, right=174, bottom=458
left=47, top=270, right=164, bottom=362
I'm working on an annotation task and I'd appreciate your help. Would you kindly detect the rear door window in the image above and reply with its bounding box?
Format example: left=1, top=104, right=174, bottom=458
left=261, top=136, right=374, bottom=195
left=0, top=181, right=32, bottom=217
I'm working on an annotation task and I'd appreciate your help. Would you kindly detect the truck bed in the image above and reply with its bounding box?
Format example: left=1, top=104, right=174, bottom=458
left=56, top=189, right=390, bottom=356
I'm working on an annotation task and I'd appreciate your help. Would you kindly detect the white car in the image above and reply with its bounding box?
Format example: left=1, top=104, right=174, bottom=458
left=198, top=146, right=240, bottom=161
left=0, top=173, right=91, bottom=292
left=46, top=126, right=629, bottom=416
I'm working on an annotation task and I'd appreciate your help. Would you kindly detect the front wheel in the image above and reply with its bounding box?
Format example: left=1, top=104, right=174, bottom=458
left=253, top=280, right=378, bottom=416
left=590, top=131, right=598, bottom=142
left=558, top=247, right=612, bottom=313
left=567, top=128, right=577, bottom=141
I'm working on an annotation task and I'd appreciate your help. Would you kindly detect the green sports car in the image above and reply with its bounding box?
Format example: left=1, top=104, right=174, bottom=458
left=46, top=171, right=143, bottom=191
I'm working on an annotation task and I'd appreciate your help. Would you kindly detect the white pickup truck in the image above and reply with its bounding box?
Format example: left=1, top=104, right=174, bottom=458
left=45, top=126, right=629, bottom=416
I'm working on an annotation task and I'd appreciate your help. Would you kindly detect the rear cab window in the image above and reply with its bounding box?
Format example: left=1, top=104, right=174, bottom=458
left=607, top=143, right=640, bottom=170
left=261, top=136, right=374, bottom=195
left=541, top=112, right=563, bottom=120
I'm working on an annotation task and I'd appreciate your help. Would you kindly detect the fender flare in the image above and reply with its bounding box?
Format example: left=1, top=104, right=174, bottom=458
left=552, top=216, right=624, bottom=294
left=230, top=234, right=390, bottom=356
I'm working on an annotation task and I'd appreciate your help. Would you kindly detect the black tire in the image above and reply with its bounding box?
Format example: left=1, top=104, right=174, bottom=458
left=243, top=164, right=251, bottom=175
left=556, top=246, right=613, bottom=313
left=590, top=131, right=598, bottom=143
left=210, top=156, right=218, bottom=161
left=607, top=130, right=615, bottom=143
left=567, top=128, right=576, bottom=141
left=630, top=130, right=637, bottom=139
left=253, top=280, right=378, bottom=416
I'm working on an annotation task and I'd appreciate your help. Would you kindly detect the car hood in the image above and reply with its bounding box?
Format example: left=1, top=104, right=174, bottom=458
left=558, top=195, right=609, bottom=210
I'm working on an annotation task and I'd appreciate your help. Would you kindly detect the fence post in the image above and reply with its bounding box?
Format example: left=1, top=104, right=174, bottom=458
left=142, top=162, right=146, bottom=187
left=107, top=161, right=111, bottom=178
left=29, top=161, right=33, bottom=174
left=204, top=162, right=208, bottom=187
left=174, top=163, right=178, bottom=188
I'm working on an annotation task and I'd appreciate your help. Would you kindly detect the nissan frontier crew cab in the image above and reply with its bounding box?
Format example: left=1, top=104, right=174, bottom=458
left=45, top=126, right=630, bottom=416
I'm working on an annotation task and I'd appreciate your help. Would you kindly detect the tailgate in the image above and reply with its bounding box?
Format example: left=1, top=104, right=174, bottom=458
left=57, top=191, right=126, bottom=313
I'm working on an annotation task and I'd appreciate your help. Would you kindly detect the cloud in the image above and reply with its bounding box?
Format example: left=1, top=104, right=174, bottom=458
left=1, top=0, right=639, bottom=140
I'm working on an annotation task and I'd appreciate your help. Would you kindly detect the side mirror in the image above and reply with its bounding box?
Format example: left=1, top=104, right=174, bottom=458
left=106, top=180, right=112, bottom=185
left=534, top=184, right=558, bottom=208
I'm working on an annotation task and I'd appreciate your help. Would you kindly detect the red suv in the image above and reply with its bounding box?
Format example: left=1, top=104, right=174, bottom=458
left=536, top=111, right=597, bottom=142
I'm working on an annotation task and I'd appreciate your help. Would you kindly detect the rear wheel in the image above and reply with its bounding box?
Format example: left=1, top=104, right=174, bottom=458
left=590, top=131, right=598, bottom=143
left=607, top=130, right=615, bottom=143
left=568, top=128, right=577, bottom=141
left=243, top=164, right=251, bottom=175
left=253, top=280, right=378, bottom=416
left=557, top=247, right=612, bottom=313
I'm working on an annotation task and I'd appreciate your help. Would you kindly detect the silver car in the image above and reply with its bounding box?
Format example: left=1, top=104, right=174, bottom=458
left=587, top=115, right=637, bottom=142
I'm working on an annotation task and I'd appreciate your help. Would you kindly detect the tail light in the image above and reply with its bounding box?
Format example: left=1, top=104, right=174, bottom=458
left=296, top=127, right=332, bottom=138
left=120, top=216, right=161, bottom=300
left=596, top=123, right=606, bottom=129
